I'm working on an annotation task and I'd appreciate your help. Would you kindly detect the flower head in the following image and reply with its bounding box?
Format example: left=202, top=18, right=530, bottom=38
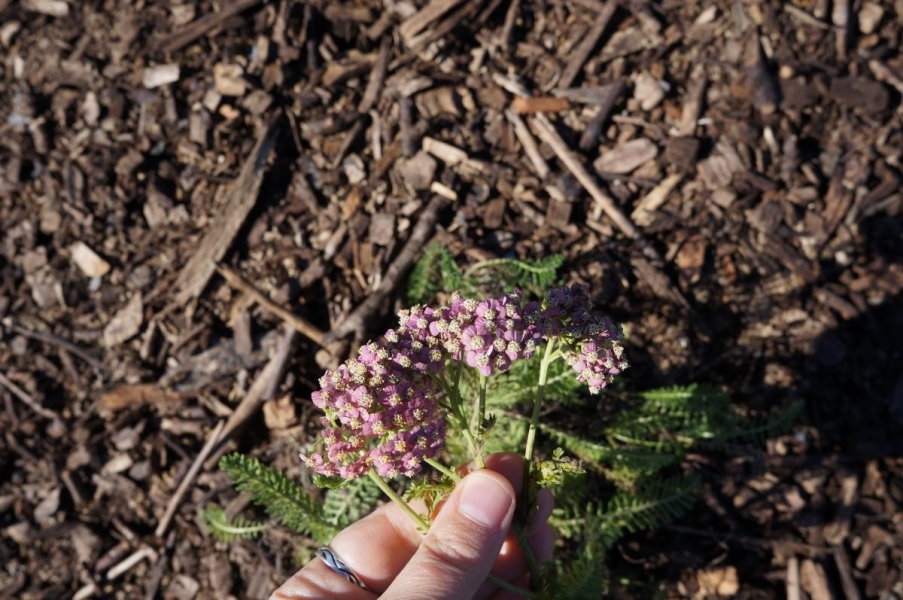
left=301, top=317, right=446, bottom=480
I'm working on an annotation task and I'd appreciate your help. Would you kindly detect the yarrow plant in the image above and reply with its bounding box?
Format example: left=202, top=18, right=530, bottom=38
left=298, top=283, right=627, bottom=593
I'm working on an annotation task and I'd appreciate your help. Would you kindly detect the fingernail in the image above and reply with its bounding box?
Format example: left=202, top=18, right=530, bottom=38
left=458, top=472, right=513, bottom=527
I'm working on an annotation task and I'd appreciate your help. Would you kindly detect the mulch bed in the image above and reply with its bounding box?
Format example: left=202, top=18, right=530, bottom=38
left=1, top=0, right=901, bottom=598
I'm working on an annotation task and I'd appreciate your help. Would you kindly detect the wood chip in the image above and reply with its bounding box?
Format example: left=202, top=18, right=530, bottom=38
left=398, top=151, right=438, bottom=190
left=632, top=173, right=682, bottom=226
left=858, top=2, right=884, bottom=34
left=103, top=293, right=144, bottom=348
left=828, top=76, right=889, bottom=113
left=23, top=0, right=69, bottom=17
left=511, top=96, right=571, bottom=114
left=399, top=0, right=467, bottom=43
left=558, top=0, right=618, bottom=89
left=69, top=241, right=111, bottom=278
left=262, top=395, right=298, bottom=430
left=800, top=559, right=832, bottom=600
left=634, top=72, right=666, bottom=111
left=696, top=566, right=740, bottom=597
left=593, top=138, right=658, bottom=174
left=142, top=64, right=180, bottom=89
left=369, top=213, right=396, bottom=246
left=172, top=117, right=278, bottom=305
left=213, top=63, right=248, bottom=96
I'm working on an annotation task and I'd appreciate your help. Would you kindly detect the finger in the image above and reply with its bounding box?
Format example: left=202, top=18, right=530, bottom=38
left=472, top=522, right=557, bottom=600
left=270, top=454, right=550, bottom=599
left=529, top=488, right=555, bottom=533
left=269, top=498, right=425, bottom=598
left=383, top=469, right=516, bottom=600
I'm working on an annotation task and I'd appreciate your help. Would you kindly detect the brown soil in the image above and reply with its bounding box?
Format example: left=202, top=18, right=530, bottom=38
left=1, top=0, right=901, bottom=598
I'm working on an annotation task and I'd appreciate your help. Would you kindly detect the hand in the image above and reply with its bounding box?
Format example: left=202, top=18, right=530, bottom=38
left=270, top=453, right=556, bottom=599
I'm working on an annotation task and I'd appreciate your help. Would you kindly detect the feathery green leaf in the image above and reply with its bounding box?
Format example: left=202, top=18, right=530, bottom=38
left=220, top=453, right=336, bottom=543
left=201, top=505, right=268, bottom=542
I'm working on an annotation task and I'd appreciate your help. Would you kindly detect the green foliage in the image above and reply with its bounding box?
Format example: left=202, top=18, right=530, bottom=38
left=464, top=254, right=564, bottom=297
left=201, top=506, right=268, bottom=542
left=406, top=243, right=564, bottom=303
left=405, top=479, right=455, bottom=516
left=322, top=476, right=382, bottom=529
left=483, top=353, right=583, bottom=410
left=406, top=243, right=463, bottom=304
left=219, top=453, right=336, bottom=543
left=547, top=524, right=607, bottom=600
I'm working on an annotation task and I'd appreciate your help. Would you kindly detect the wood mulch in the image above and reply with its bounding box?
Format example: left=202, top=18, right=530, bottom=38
left=1, top=0, right=901, bottom=598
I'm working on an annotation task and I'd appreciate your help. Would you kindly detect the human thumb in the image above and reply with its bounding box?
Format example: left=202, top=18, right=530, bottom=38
left=382, top=470, right=516, bottom=600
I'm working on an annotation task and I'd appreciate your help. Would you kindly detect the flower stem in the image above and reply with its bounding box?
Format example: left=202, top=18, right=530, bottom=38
left=516, top=338, right=559, bottom=591
left=524, top=339, right=557, bottom=464
left=367, top=470, right=429, bottom=533
left=425, top=458, right=461, bottom=482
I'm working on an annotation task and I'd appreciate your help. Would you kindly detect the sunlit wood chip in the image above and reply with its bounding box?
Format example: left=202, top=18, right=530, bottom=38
left=70, top=242, right=111, bottom=277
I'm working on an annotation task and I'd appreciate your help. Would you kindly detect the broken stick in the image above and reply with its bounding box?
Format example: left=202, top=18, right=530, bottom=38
left=558, top=0, right=618, bottom=89
left=172, top=116, right=279, bottom=306
left=323, top=195, right=448, bottom=344
left=530, top=114, right=689, bottom=308
left=215, top=264, right=327, bottom=347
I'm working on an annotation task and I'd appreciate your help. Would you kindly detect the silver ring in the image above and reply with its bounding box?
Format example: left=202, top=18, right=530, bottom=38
left=315, top=547, right=370, bottom=590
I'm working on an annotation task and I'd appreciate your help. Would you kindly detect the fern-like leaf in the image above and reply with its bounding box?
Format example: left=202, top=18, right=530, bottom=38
left=723, top=399, right=804, bottom=443
left=406, top=243, right=451, bottom=304
left=322, top=476, right=382, bottom=529
left=201, top=505, right=269, bottom=542
left=220, top=453, right=335, bottom=543
left=538, top=422, right=619, bottom=466
left=464, top=254, right=564, bottom=297
left=483, top=355, right=581, bottom=410
left=596, top=475, right=699, bottom=548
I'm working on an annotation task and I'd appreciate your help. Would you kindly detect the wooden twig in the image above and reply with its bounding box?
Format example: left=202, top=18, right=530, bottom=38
left=152, top=0, right=264, bottom=53
left=0, top=371, right=59, bottom=420
left=215, top=265, right=327, bottom=347
left=400, top=96, right=417, bottom=158
left=530, top=115, right=649, bottom=255
left=832, top=546, right=862, bottom=600
left=399, top=0, right=467, bottom=43
left=530, top=114, right=688, bottom=307
left=832, top=0, right=850, bottom=62
left=501, top=0, right=521, bottom=50
left=358, top=38, right=391, bottom=113
left=663, top=525, right=831, bottom=558
left=558, top=0, right=618, bottom=89
left=676, top=67, right=707, bottom=137
left=505, top=109, right=550, bottom=179
left=205, top=327, right=298, bottom=468
left=512, top=96, right=571, bottom=114
left=6, top=323, right=103, bottom=369
left=786, top=556, right=801, bottom=600
left=155, top=420, right=225, bottom=538
left=578, top=80, right=626, bottom=151
left=107, top=546, right=158, bottom=580
left=783, top=4, right=830, bottom=29
left=323, top=196, right=448, bottom=344
left=172, top=116, right=279, bottom=306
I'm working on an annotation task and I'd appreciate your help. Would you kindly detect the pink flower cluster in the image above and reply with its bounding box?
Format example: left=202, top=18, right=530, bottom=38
left=428, top=290, right=545, bottom=376
left=542, top=285, right=628, bottom=394
left=301, top=284, right=627, bottom=480
left=299, top=327, right=446, bottom=480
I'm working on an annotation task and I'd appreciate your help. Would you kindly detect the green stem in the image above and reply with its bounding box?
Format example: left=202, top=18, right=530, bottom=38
left=524, top=339, right=557, bottom=464
left=488, top=575, right=540, bottom=598
left=478, top=374, right=488, bottom=431
left=517, top=338, right=559, bottom=591
left=367, top=470, right=429, bottom=533
left=425, top=458, right=461, bottom=482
